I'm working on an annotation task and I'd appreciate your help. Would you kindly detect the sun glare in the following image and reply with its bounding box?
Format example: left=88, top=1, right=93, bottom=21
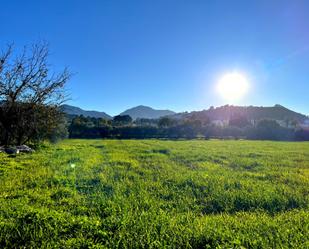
left=216, top=72, right=249, bottom=102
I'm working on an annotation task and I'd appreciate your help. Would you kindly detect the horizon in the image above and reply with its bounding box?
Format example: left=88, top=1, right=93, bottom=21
left=1, top=1, right=309, bottom=115
left=64, top=103, right=309, bottom=118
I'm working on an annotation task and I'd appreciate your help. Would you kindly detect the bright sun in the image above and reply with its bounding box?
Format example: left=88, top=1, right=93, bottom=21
left=216, top=72, right=249, bottom=102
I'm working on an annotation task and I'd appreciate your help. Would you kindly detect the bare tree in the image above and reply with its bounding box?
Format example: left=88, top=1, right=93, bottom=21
left=0, top=42, right=71, bottom=145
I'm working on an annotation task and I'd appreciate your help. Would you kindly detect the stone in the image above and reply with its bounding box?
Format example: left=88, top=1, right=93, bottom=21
left=5, top=147, right=19, bottom=154
left=16, top=145, right=34, bottom=153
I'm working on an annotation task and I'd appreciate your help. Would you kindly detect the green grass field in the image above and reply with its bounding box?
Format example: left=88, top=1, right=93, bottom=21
left=0, top=139, right=308, bottom=248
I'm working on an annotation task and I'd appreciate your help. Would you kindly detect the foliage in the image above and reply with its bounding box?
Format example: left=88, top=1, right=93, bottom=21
left=229, top=115, right=250, bottom=128
left=0, top=139, right=308, bottom=248
left=158, top=116, right=176, bottom=128
left=0, top=42, right=70, bottom=145
left=295, top=129, right=309, bottom=141
left=67, top=115, right=309, bottom=141
left=247, top=119, right=294, bottom=141
left=113, top=115, right=132, bottom=126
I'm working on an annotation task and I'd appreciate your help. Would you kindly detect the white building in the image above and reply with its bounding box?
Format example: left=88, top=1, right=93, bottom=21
left=211, top=120, right=229, bottom=127
left=300, top=119, right=309, bottom=129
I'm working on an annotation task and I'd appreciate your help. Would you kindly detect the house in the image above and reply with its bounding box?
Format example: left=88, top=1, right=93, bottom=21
left=211, top=120, right=228, bottom=127
left=300, top=119, right=309, bottom=130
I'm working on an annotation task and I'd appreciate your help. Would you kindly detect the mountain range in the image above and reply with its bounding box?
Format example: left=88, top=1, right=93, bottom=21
left=175, top=104, right=307, bottom=122
left=120, top=105, right=175, bottom=120
left=61, top=104, right=308, bottom=122
left=60, top=104, right=112, bottom=119
left=61, top=104, right=175, bottom=120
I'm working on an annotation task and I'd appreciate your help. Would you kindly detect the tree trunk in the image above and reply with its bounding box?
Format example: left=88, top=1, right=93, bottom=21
left=3, top=129, right=10, bottom=146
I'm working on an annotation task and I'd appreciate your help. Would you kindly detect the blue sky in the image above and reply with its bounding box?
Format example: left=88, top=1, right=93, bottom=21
left=1, top=0, right=309, bottom=115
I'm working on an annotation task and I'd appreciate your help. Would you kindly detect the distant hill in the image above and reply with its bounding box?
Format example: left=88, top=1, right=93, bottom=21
left=60, top=104, right=112, bottom=119
left=120, top=105, right=176, bottom=120
left=60, top=104, right=307, bottom=123
left=175, top=104, right=307, bottom=122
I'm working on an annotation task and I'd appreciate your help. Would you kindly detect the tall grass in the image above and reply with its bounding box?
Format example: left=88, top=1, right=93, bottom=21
left=0, top=139, right=308, bottom=248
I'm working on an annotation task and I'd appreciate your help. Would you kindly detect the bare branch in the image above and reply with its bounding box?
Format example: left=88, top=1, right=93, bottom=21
left=0, top=42, right=71, bottom=145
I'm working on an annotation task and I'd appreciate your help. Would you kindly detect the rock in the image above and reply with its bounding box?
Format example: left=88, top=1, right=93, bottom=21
left=5, top=147, right=19, bottom=154
left=0, top=145, right=34, bottom=154
left=16, top=145, right=34, bottom=153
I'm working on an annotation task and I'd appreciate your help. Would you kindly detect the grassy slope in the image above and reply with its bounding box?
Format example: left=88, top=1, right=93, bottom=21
left=0, top=139, right=308, bottom=248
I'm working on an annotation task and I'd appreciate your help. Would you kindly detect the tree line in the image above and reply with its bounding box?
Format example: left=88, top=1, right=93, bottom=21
left=68, top=114, right=309, bottom=141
